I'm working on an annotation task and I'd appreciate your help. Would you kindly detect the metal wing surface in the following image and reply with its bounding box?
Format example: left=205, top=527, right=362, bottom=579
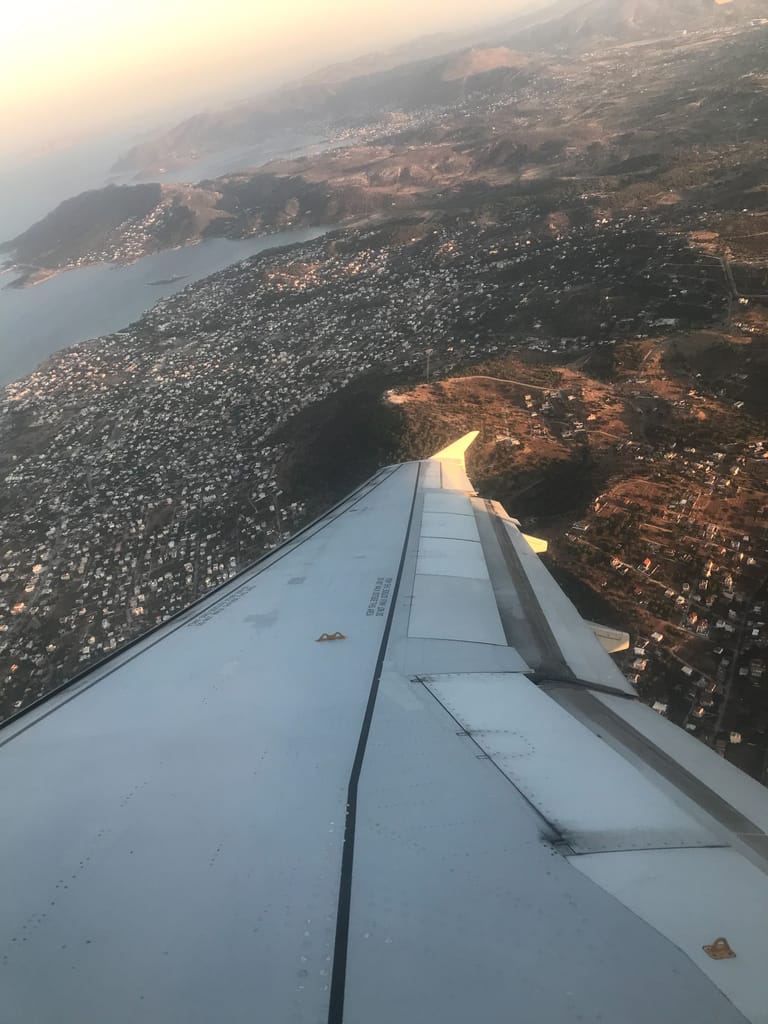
left=2, top=434, right=768, bottom=1024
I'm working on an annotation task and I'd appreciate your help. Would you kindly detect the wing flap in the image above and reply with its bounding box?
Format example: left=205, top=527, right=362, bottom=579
left=425, top=672, right=721, bottom=854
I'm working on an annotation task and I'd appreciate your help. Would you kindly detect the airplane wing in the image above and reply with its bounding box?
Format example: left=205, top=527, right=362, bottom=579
left=2, top=434, right=767, bottom=1024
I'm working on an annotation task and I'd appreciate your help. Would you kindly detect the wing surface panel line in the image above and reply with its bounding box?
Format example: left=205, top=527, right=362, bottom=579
left=327, top=463, right=422, bottom=1024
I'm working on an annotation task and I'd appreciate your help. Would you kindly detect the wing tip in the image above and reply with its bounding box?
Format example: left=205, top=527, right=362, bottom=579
left=430, top=430, right=480, bottom=461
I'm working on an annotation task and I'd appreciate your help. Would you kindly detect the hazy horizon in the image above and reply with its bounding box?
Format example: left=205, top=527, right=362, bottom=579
left=1, top=0, right=552, bottom=164
left=0, top=0, right=565, bottom=239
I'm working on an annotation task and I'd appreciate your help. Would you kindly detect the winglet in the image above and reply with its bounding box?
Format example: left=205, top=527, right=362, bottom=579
left=586, top=621, right=631, bottom=654
left=430, top=431, right=480, bottom=461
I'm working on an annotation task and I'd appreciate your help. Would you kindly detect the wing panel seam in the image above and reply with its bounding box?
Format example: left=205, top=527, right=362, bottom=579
left=326, top=463, right=421, bottom=1024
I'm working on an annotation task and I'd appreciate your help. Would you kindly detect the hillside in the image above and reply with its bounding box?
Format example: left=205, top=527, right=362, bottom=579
left=5, top=19, right=767, bottom=287
left=440, top=47, right=530, bottom=81
left=110, top=0, right=764, bottom=177
left=111, top=45, right=542, bottom=178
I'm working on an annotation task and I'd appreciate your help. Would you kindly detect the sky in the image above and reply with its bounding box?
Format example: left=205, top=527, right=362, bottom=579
left=1, top=0, right=539, bottom=160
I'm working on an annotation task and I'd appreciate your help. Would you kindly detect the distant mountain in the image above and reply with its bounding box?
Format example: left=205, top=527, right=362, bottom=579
left=509, top=0, right=767, bottom=47
left=298, top=32, right=492, bottom=88
left=112, top=0, right=762, bottom=179
left=112, top=46, right=540, bottom=176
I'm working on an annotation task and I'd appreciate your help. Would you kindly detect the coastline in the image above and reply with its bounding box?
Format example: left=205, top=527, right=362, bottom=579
left=0, top=223, right=333, bottom=291
left=3, top=265, right=67, bottom=289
